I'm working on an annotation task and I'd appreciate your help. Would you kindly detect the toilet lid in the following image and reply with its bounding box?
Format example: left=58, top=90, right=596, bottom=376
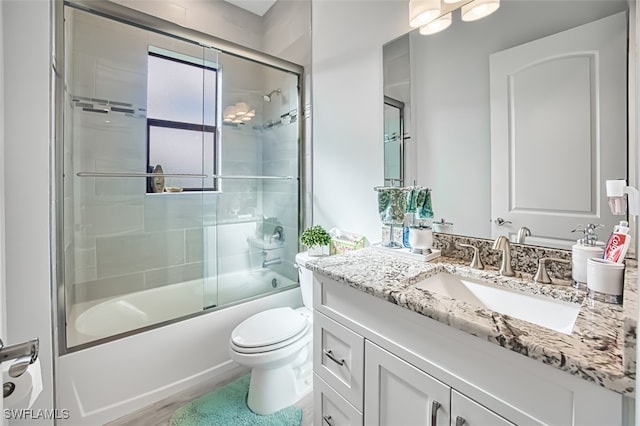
left=231, top=307, right=308, bottom=348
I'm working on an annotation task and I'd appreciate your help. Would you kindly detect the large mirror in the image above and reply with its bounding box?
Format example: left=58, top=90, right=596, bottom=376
left=383, top=0, right=631, bottom=249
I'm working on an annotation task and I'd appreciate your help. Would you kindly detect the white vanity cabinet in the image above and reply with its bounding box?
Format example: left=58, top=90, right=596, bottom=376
left=364, top=340, right=450, bottom=426
left=313, top=274, right=625, bottom=426
left=314, top=310, right=514, bottom=426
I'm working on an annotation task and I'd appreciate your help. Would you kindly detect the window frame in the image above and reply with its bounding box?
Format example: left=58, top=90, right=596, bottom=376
left=146, top=51, right=219, bottom=192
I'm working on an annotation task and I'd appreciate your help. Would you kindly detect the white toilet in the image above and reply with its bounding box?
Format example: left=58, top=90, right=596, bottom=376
left=229, top=252, right=313, bottom=415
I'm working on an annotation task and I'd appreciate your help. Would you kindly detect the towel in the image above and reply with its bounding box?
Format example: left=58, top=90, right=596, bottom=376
left=406, top=187, right=433, bottom=219
left=378, top=188, right=406, bottom=225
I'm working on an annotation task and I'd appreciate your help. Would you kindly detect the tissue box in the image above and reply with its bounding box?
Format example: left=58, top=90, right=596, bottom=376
left=330, top=236, right=365, bottom=255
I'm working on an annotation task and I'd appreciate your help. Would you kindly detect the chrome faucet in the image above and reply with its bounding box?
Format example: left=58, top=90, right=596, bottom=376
left=533, top=257, right=570, bottom=284
left=492, top=235, right=514, bottom=276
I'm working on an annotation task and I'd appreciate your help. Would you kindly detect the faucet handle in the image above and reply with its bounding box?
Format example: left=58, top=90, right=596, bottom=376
left=534, top=257, right=570, bottom=284
left=458, top=243, right=484, bottom=270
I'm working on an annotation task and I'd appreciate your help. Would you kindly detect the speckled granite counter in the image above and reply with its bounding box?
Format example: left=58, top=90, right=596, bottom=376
left=306, top=248, right=637, bottom=396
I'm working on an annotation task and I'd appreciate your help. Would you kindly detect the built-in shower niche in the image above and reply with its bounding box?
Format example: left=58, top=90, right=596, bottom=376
left=62, top=5, right=302, bottom=350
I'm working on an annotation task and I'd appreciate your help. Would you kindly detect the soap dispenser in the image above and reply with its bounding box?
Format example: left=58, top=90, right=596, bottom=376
left=571, top=223, right=604, bottom=289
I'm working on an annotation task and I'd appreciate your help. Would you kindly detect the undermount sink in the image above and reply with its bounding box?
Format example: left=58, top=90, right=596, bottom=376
left=414, top=272, right=580, bottom=334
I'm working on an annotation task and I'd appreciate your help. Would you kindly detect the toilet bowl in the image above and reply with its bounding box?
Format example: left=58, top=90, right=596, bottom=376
left=229, top=252, right=313, bottom=415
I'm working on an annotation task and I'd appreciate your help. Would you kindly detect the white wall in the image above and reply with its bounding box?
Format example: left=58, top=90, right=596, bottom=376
left=0, top=0, right=6, bottom=346
left=3, top=1, right=54, bottom=424
left=312, top=0, right=410, bottom=243
left=112, top=0, right=264, bottom=51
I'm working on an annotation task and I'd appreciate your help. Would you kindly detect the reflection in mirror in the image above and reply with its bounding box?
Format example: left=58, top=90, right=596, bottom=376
left=383, top=0, right=630, bottom=250
left=383, top=32, right=413, bottom=188
left=384, top=97, right=404, bottom=186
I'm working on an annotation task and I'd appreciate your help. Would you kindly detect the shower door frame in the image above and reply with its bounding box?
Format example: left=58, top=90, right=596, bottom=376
left=54, top=0, right=307, bottom=355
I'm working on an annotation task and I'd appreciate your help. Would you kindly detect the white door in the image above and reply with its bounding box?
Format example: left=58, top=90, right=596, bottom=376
left=490, top=12, right=626, bottom=248
left=364, top=341, right=450, bottom=426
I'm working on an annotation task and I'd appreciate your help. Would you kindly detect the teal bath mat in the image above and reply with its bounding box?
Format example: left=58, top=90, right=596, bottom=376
left=169, top=375, right=303, bottom=426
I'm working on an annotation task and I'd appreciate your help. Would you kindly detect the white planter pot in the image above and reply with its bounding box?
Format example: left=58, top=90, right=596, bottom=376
left=308, top=246, right=324, bottom=256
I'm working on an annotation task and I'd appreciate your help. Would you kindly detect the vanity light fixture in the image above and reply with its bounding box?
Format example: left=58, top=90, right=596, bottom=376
left=412, top=0, right=500, bottom=35
left=461, top=0, right=500, bottom=22
left=419, top=12, right=452, bottom=35
left=409, top=0, right=441, bottom=27
left=224, top=103, right=256, bottom=124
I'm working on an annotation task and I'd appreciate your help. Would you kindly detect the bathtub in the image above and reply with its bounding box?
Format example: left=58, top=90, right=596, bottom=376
left=57, top=273, right=302, bottom=425
left=69, top=269, right=297, bottom=347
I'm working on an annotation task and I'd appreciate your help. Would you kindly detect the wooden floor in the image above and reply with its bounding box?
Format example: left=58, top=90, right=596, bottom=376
left=106, top=366, right=314, bottom=426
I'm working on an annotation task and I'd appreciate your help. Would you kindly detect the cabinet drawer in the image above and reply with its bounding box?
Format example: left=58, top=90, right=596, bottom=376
left=314, top=373, right=363, bottom=426
left=314, top=311, right=365, bottom=411
left=451, top=390, right=515, bottom=426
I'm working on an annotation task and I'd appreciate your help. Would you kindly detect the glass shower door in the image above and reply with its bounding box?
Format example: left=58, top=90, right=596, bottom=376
left=213, top=51, right=301, bottom=307
left=63, top=6, right=212, bottom=348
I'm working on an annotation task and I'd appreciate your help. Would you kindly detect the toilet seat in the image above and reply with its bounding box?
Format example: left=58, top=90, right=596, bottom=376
left=231, top=307, right=309, bottom=354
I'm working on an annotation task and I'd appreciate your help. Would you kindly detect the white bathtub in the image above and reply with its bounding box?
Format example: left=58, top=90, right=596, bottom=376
left=69, top=269, right=297, bottom=347
left=57, top=280, right=302, bottom=425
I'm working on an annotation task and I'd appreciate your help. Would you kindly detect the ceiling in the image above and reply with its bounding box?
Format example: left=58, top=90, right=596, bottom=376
left=223, top=0, right=277, bottom=16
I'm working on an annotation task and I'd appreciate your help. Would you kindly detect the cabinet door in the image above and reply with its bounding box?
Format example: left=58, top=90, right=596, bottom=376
left=314, top=311, right=365, bottom=411
left=364, top=341, right=450, bottom=426
left=314, top=373, right=363, bottom=426
left=451, top=390, right=515, bottom=426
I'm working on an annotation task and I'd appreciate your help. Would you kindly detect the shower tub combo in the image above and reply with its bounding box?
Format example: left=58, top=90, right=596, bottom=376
left=55, top=2, right=305, bottom=424
left=68, top=269, right=297, bottom=347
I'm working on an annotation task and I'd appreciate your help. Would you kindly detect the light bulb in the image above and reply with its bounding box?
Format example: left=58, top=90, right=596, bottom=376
left=409, top=0, right=441, bottom=28
left=235, top=102, right=249, bottom=116
left=223, top=106, right=236, bottom=119
left=461, top=0, right=500, bottom=22
left=419, top=13, right=452, bottom=35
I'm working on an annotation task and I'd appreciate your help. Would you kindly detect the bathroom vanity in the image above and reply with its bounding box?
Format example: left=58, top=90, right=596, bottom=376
left=308, top=248, right=635, bottom=425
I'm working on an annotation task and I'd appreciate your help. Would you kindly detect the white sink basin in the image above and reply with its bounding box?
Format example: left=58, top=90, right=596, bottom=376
left=414, top=272, right=580, bottom=334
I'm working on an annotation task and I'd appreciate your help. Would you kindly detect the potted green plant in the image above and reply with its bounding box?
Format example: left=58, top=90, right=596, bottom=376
left=300, top=225, right=332, bottom=256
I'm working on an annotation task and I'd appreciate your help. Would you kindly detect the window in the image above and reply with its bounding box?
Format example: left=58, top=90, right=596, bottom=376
left=146, top=50, right=218, bottom=191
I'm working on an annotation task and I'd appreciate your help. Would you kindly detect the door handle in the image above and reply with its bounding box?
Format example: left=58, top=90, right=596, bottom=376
left=493, top=217, right=512, bottom=227
left=0, top=337, right=39, bottom=366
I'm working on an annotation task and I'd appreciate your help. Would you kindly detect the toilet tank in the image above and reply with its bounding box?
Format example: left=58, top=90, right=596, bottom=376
left=295, top=252, right=313, bottom=309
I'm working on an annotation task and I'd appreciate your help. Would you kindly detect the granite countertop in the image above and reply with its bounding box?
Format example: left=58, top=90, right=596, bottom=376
left=306, top=247, right=637, bottom=396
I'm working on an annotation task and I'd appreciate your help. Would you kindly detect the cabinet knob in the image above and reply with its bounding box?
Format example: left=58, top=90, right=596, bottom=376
left=431, top=400, right=441, bottom=426
left=323, top=349, right=346, bottom=366
left=456, top=416, right=466, bottom=426
left=323, top=414, right=334, bottom=426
